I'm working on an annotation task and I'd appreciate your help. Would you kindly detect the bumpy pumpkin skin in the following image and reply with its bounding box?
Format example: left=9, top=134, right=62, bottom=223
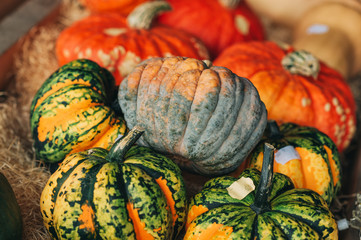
left=0, top=173, right=23, bottom=240
left=40, top=131, right=187, bottom=239
left=118, top=56, right=267, bottom=176
left=30, top=59, right=127, bottom=163
left=185, top=168, right=338, bottom=239
left=213, top=41, right=357, bottom=152
left=157, top=0, right=265, bottom=59
left=247, top=122, right=342, bottom=206
left=56, top=4, right=210, bottom=86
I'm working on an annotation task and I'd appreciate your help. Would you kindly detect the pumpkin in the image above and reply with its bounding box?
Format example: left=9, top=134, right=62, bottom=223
left=0, top=172, right=22, bottom=240
left=247, top=120, right=341, bottom=206
left=185, top=143, right=338, bottom=239
left=30, top=59, right=127, bottom=164
left=40, top=126, right=187, bottom=239
left=56, top=1, right=210, bottom=86
left=293, top=2, right=361, bottom=79
left=245, top=0, right=361, bottom=27
left=157, top=0, right=264, bottom=59
left=78, top=0, right=148, bottom=15
left=213, top=41, right=357, bottom=152
left=118, top=56, right=267, bottom=176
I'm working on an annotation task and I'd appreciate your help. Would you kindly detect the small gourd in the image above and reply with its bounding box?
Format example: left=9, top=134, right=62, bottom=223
left=247, top=120, right=341, bottom=206
left=30, top=59, right=127, bottom=164
left=40, top=126, right=187, bottom=239
left=185, top=143, right=338, bottom=239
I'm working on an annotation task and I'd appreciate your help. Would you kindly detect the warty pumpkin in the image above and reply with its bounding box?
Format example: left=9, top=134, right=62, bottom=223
left=247, top=120, right=341, bottom=206
left=30, top=59, right=127, bottom=164
left=213, top=41, right=357, bottom=152
left=185, top=143, right=338, bottom=239
left=0, top=172, right=23, bottom=240
left=40, top=126, right=187, bottom=239
left=157, top=0, right=264, bottom=59
left=56, top=1, right=210, bottom=86
left=118, top=56, right=267, bottom=176
left=78, top=0, right=148, bottom=15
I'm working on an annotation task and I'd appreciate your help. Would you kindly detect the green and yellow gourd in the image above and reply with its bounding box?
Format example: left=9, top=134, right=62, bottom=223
left=40, top=126, right=187, bottom=239
left=30, top=59, right=127, bottom=164
left=185, top=143, right=338, bottom=239
left=247, top=120, right=341, bottom=206
left=0, top=172, right=23, bottom=240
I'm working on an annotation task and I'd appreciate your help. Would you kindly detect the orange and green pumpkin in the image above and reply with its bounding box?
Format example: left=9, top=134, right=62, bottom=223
left=247, top=120, right=341, bottom=206
left=30, top=59, right=127, bottom=164
left=40, top=126, right=187, bottom=239
left=56, top=1, right=210, bottom=86
left=0, top=172, right=23, bottom=240
left=185, top=143, right=338, bottom=239
left=118, top=56, right=267, bottom=176
left=213, top=41, right=357, bottom=152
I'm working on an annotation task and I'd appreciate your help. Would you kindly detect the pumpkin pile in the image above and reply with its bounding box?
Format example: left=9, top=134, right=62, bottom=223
left=24, top=0, right=361, bottom=239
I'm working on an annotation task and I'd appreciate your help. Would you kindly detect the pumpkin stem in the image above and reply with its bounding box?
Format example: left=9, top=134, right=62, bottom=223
left=265, top=120, right=283, bottom=140
left=106, top=126, right=145, bottom=162
left=281, top=50, right=320, bottom=79
left=218, top=0, right=241, bottom=9
left=127, top=1, right=172, bottom=30
left=250, top=143, right=275, bottom=214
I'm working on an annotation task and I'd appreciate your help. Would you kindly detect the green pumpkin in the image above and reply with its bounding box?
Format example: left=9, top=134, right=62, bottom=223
left=30, top=59, right=127, bottom=164
left=40, top=126, right=187, bottom=239
left=247, top=120, right=341, bottom=206
left=0, top=172, right=22, bottom=240
left=185, top=143, right=338, bottom=239
left=118, top=56, right=267, bottom=176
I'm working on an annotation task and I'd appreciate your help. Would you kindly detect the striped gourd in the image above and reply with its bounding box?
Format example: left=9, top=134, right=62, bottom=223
left=30, top=59, right=127, bottom=163
left=40, top=126, right=187, bottom=239
left=185, top=143, right=338, bottom=239
left=247, top=120, right=341, bottom=206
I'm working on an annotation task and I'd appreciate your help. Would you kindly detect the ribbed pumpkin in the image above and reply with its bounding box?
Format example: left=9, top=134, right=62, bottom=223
left=56, top=1, right=210, bottom=86
left=213, top=41, right=356, bottom=152
left=247, top=120, right=341, bottom=206
left=40, top=126, right=187, bottom=239
left=0, top=172, right=22, bottom=240
left=118, top=56, right=267, bottom=176
left=78, top=0, right=148, bottom=15
left=30, top=59, right=127, bottom=164
left=185, top=143, right=338, bottom=239
left=157, top=0, right=265, bottom=59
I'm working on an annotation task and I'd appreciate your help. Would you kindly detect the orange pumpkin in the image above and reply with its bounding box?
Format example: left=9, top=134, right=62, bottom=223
left=78, top=0, right=149, bottom=15
left=213, top=41, right=356, bottom=152
left=56, top=1, right=210, bottom=85
left=157, top=0, right=265, bottom=59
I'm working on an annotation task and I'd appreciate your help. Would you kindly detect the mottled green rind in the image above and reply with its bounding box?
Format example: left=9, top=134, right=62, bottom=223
left=40, top=144, right=187, bottom=239
left=0, top=173, right=23, bottom=240
left=186, top=168, right=337, bottom=239
left=248, top=122, right=341, bottom=206
left=118, top=57, right=268, bottom=176
left=30, top=59, right=127, bottom=163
